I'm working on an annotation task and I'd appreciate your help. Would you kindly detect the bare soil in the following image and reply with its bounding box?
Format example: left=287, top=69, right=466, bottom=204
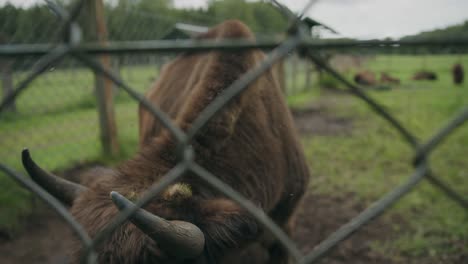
left=293, top=193, right=402, bottom=264
left=0, top=192, right=398, bottom=264
left=0, top=207, right=71, bottom=264
left=292, top=106, right=353, bottom=136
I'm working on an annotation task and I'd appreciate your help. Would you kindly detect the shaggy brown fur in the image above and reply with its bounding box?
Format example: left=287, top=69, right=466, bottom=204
left=412, top=70, right=437, bottom=81
left=354, top=70, right=377, bottom=86
left=380, top=72, right=400, bottom=85
left=68, top=20, right=310, bottom=264
left=452, top=63, right=464, bottom=85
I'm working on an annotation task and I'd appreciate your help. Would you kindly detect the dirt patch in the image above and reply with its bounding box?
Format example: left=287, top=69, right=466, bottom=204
left=292, top=193, right=401, bottom=264
left=0, top=163, right=101, bottom=264
left=0, top=207, right=72, bottom=264
left=1, top=182, right=465, bottom=264
left=295, top=193, right=468, bottom=264
left=292, top=105, right=353, bottom=136
left=0, top=190, right=399, bottom=264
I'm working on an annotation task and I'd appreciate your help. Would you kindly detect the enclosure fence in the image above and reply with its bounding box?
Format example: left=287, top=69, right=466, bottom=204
left=1, top=0, right=468, bottom=263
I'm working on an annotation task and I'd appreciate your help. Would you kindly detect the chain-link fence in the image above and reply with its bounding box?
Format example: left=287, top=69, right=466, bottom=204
left=1, top=0, right=468, bottom=263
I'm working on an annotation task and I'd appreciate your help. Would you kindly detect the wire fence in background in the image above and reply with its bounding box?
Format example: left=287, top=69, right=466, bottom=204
left=0, top=52, right=311, bottom=171
left=0, top=0, right=468, bottom=263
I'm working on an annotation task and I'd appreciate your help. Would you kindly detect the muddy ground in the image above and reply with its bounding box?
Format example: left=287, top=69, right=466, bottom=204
left=0, top=193, right=400, bottom=264
left=0, top=103, right=465, bottom=263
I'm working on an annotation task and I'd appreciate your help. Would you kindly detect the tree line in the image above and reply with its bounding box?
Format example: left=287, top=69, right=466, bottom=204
left=398, top=20, right=468, bottom=54
left=0, top=0, right=289, bottom=44
left=402, top=20, right=468, bottom=41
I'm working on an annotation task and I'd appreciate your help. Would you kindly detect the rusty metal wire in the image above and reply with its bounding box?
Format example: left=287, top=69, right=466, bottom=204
left=0, top=0, right=467, bottom=263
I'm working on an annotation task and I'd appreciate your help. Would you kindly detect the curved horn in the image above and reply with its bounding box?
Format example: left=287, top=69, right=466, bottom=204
left=110, top=191, right=205, bottom=259
left=21, top=149, right=87, bottom=205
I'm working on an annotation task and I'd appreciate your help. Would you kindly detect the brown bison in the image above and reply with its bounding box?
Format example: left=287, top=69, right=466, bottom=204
left=354, top=70, right=377, bottom=86
left=380, top=72, right=400, bottom=85
left=22, top=20, right=310, bottom=263
left=412, top=70, right=437, bottom=81
left=452, top=63, right=464, bottom=85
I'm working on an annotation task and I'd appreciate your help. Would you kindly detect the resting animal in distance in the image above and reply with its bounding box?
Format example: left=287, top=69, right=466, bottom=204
left=452, top=63, right=464, bottom=85
left=412, top=70, right=437, bottom=81
left=22, top=20, right=310, bottom=264
left=354, top=70, right=377, bottom=86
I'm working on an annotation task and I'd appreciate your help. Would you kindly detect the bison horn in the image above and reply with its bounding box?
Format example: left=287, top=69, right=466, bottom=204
left=21, top=149, right=87, bottom=206
left=110, top=191, right=205, bottom=259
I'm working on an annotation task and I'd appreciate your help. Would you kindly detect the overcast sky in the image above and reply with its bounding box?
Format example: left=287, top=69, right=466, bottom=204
left=2, top=0, right=468, bottom=39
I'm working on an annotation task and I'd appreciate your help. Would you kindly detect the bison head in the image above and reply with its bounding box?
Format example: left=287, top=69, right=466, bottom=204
left=22, top=149, right=207, bottom=262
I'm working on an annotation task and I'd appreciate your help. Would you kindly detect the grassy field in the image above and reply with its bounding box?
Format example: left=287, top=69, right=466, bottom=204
left=298, top=54, right=468, bottom=259
left=0, top=64, right=157, bottom=231
left=0, top=54, right=467, bottom=259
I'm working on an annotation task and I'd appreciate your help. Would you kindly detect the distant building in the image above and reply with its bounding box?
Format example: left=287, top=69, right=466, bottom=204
left=162, top=23, right=209, bottom=40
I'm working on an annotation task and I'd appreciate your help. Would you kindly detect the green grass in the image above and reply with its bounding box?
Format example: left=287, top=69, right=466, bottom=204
left=299, top=54, right=468, bottom=259
left=0, top=64, right=155, bottom=233
left=0, top=101, right=141, bottom=232
left=0, top=55, right=467, bottom=260
left=286, top=87, right=319, bottom=107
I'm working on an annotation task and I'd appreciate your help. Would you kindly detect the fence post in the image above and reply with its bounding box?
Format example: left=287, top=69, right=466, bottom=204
left=304, top=60, right=312, bottom=91
left=0, top=59, right=16, bottom=113
left=86, top=0, right=119, bottom=156
left=112, top=56, right=121, bottom=96
left=291, top=54, right=298, bottom=94
left=0, top=33, right=16, bottom=113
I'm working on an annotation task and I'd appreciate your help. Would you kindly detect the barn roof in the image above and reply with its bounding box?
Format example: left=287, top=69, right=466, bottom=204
left=162, top=23, right=209, bottom=40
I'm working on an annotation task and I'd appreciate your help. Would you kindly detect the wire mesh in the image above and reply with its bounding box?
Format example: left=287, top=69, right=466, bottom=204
left=0, top=0, right=467, bottom=263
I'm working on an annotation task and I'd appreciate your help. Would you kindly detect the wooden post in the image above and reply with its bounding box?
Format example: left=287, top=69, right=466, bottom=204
left=86, top=0, right=119, bottom=156
left=112, top=57, right=121, bottom=96
left=1, top=59, right=15, bottom=113
left=0, top=33, right=15, bottom=113
left=291, top=54, right=298, bottom=94
left=304, top=60, right=312, bottom=91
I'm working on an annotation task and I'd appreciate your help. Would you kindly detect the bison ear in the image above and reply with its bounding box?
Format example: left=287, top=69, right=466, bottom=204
left=21, top=149, right=87, bottom=206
